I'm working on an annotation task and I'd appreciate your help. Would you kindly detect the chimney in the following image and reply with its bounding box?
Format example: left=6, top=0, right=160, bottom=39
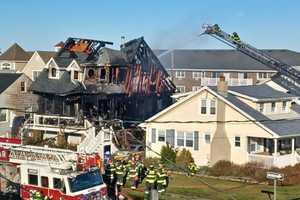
left=217, top=75, right=228, bottom=96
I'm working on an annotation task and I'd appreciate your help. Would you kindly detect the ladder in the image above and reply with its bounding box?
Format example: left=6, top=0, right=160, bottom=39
left=202, top=24, right=300, bottom=95
left=0, top=142, right=75, bottom=166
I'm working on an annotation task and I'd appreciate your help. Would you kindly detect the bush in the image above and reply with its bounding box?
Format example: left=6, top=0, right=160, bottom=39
left=143, top=157, right=161, bottom=168
left=160, top=144, right=177, bottom=166
left=279, top=163, right=300, bottom=185
left=176, top=148, right=194, bottom=170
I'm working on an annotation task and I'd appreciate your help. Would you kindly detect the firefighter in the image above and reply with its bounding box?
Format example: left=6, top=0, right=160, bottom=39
left=231, top=32, right=241, bottom=43
left=31, top=191, right=44, bottom=200
left=137, top=160, right=146, bottom=183
left=128, top=161, right=139, bottom=189
left=188, top=162, right=198, bottom=176
left=144, top=165, right=158, bottom=200
left=115, top=161, right=125, bottom=186
left=157, top=164, right=168, bottom=193
left=104, top=159, right=116, bottom=199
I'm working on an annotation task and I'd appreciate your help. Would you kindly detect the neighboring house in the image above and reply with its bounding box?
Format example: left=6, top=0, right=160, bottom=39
left=156, top=49, right=300, bottom=93
left=0, top=73, right=37, bottom=137
left=144, top=77, right=300, bottom=168
left=22, top=51, right=56, bottom=80
left=0, top=43, right=33, bottom=73
left=25, top=37, right=175, bottom=157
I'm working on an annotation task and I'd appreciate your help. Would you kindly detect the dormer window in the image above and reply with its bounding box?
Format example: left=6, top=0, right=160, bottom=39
left=50, top=68, right=58, bottom=79
left=73, top=71, right=79, bottom=80
left=1, top=62, right=12, bottom=70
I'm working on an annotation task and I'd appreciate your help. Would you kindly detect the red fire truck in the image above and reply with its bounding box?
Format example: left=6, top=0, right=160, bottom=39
left=0, top=138, right=108, bottom=200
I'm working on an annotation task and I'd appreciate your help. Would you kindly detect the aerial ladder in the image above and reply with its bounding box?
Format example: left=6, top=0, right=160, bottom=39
left=201, top=24, right=300, bottom=95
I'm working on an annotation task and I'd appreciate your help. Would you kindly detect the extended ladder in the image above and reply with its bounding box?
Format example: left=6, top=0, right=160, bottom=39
left=202, top=24, right=300, bottom=95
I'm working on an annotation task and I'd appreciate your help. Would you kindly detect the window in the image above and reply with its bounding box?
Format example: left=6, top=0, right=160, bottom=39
left=100, top=68, right=106, bottom=80
left=175, top=71, right=185, bottom=79
left=282, top=101, right=287, bottom=111
left=53, top=178, right=63, bottom=189
left=51, top=68, right=57, bottom=78
left=185, top=132, right=194, bottom=147
left=166, top=129, right=175, bottom=147
left=258, top=72, right=268, bottom=79
left=201, top=99, right=207, bottom=114
left=158, top=130, right=165, bottom=142
left=210, top=99, right=216, bottom=114
left=239, top=73, right=248, bottom=79
left=192, top=86, right=201, bottom=92
left=41, top=176, right=49, bottom=187
left=73, top=71, right=79, bottom=80
left=0, top=109, right=7, bottom=122
left=205, top=134, right=211, bottom=144
left=258, top=103, right=264, bottom=112
left=192, top=72, right=202, bottom=80
left=88, top=69, right=95, bottom=78
left=28, top=174, right=38, bottom=185
left=235, top=136, right=241, bottom=147
left=271, top=102, right=276, bottom=112
left=176, top=86, right=185, bottom=93
left=151, top=128, right=156, bottom=143
left=194, top=131, right=199, bottom=150
left=32, top=71, right=41, bottom=81
left=20, top=81, right=26, bottom=92
left=177, top=131, right=184, bottom=146
left=1, top=63, right=11, bottom=70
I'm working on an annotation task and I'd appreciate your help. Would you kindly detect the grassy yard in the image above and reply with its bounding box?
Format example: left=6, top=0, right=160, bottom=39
left=125, top=174, right=300, bottom=200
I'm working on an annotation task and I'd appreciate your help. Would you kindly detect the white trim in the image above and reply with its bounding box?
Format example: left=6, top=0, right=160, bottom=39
left=66, top=60, right=81, bottom=71
left=0, top=109, right=9, bottom=123
left=167, top=68, right=277, bottom=73
left=20, top=81, right=27, bottom=93
left=32, top=70, right=42, bottom=81
left=175, top=71, right=185, bottom=79
left=45, top=57, right=58, bottom=69
left=176, top=85, right=186, bottom=93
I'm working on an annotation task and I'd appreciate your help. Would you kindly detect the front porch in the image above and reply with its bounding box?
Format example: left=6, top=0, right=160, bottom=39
left=247, top=137, right=300, bottom=168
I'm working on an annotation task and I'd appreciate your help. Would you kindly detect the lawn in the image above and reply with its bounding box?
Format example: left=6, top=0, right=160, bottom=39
left=125, top=174, right=300, bottom=200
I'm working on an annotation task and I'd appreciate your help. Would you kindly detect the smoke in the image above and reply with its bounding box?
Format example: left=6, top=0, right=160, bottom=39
left=150, top=14, right=211, bottom=50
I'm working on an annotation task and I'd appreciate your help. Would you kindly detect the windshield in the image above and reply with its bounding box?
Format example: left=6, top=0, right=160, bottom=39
left=68, top=168, right=104, bottom=193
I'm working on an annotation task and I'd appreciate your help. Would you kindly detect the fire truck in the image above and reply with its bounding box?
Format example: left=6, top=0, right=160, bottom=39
left=0, top=138, right=108, bottom=200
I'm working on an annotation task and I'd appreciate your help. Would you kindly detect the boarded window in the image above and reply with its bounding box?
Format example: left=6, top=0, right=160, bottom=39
left=166, top=129, right=175, bottom=147
left=194, top=131, right=199, bottom=150
left=151, top=128, right=156, bottom=143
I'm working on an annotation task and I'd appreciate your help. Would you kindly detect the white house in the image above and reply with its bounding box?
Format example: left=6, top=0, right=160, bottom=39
left=143, top=77, right=300, bottom=168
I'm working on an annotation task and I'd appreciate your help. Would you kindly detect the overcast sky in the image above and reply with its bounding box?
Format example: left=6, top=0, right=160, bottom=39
left=0, top=0, right=299, bottom=52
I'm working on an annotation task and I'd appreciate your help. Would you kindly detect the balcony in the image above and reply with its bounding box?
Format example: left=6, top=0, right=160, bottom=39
left=25, top=114, right=87, bottom=134
left=201, top=78, right=253, bottom=86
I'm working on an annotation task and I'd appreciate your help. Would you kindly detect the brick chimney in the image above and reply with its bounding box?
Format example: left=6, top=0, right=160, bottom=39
left=217, top=75, right=228, bottom=96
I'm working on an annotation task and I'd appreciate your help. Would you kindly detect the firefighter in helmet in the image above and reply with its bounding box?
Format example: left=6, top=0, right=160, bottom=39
left=128, top=161, right=139, bottom=189
left=157, top=164, right=168, bottom=193
left=188, top=161, right=198, bottom=176
left=231, top=32, right=241, bottom=43
left=144, top=165, right=158, bottom=200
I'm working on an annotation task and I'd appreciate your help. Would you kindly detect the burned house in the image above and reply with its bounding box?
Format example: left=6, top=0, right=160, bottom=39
left=31, top=37, right=174, bottom=121
left=25, top=37, right=175, bottom=154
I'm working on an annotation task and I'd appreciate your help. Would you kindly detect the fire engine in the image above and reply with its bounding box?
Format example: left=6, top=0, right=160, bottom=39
left=0, top=138, right=108, bottom=200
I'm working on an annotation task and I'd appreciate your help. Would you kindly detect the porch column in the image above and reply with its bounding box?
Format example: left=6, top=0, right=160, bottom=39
left=292, top=138, right=295, bottom=154
left=274, top=138, right=278, bottom=156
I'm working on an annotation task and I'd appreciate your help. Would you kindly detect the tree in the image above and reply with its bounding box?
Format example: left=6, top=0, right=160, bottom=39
left=176, top=148, right=194, bottom=169
left=160, top=144, right=176, bottom=166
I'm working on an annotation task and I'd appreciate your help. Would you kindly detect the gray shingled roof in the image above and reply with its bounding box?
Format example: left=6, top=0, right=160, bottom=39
left=210, top=87, right=300, bottom=137
left=229, top=84, right=297, bottom=101
left=97, top=48, right=128, bottom=66
left=0, top=73, right=22, bottom=94
left=31, top=69, right=84, bottom=95
left=37, top=51, right=56, bottom=63
left=158, top=49, right=300, bottom=71
left=0, top=43, right=32, bottom=61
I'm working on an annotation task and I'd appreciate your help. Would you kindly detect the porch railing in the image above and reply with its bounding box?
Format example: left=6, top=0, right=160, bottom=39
left=28, top=114, right=85, bottom=129
left=201, top=78, right=253, bottom=86
left=248, top=153, right=298, bottom=168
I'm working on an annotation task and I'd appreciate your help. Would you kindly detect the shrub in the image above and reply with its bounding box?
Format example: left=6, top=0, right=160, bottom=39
left=176, top=148, right=194, bottom=170
left=279, top=163, right=300, bottom=186
left=160, top=144, right=177, bottom=166
left=143, top=157, right=161, bottom=168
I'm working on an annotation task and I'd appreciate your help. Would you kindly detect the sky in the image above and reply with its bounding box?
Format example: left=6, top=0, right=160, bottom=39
left=0, top=0, right=299, bottom=52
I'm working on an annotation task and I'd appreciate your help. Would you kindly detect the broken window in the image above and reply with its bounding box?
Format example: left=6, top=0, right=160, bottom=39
left=100, top=68, right=106, bottom=80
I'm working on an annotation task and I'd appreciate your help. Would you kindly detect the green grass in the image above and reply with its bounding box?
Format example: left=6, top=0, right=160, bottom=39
left=125, top=174, right=300, bottom=200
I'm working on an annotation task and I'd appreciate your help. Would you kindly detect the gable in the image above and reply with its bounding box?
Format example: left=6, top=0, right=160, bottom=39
left=66, top=60, right=81, bottom=71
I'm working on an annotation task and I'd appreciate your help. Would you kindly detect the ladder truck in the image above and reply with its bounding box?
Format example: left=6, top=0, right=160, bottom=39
left=0, top=140, right=108, bottom=200
left=201, top=24, right=300, bottom=95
